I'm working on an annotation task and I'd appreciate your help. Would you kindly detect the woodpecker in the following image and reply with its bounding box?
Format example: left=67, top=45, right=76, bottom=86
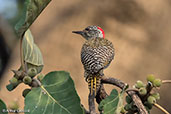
left=72, top=26, right=114, bottom=95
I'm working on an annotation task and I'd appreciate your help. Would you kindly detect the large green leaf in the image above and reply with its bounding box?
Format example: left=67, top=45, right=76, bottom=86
left=15, top=0, right=51, bottom=37
left=23, top=29, right=43, bottom=73
left=99, top=89, right=124, bottom=114
left=0, top=99, right=7, bottom=114
left=25, top=71, right=84, bottom=114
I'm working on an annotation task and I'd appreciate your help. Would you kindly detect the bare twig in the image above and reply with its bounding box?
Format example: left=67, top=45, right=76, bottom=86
left=154, top=103, right=170, bottom=114
left=95, top=84, right=108, bottom=114
left=30, top=78, right=41, bottom=88
left=95, top=84, right=108, bottom=104
left=101, top=76, right=125, bottom=89
left=89, top=92, right=96, bottom=114
left=101, top=76, right=148, bottom=114
left=128, top=91, right=148, bottom=114
left=146, top=82, right=153, bottom=94
left=126, top=88, right=138, bottom=92
left=142, top=82, right=153, bottom=101
left=81, top=104, right=90, bottom=114
left=162, top=80, right=171, bottom=84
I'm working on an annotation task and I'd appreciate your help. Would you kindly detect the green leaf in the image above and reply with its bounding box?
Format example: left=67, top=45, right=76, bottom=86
left=6, top=83, right=15, bottom=91
left=99, top=89, right=125, bottom=114
left=6, top=79, right=22, bottom=92
left=15, top=0, right=51, bottom=37
left=0, top=99, right=7, bottom=114
left=115, top=89, right=125, bottom=114
left=23, top=30, right=44, bottom=73
left=25, top=71, right=85, bottom=114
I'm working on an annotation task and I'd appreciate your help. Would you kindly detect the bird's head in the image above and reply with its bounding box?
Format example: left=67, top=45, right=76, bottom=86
left=72, top=25, right=105, bottom=40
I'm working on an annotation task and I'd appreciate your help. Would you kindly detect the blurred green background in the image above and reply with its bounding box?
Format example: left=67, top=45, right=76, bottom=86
left=0, top=0, right=171, bottom=113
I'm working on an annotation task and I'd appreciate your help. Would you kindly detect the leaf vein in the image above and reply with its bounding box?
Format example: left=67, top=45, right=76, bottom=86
left=105, top=107, right=117, bottom=114
left=41, top=85, right=72, bottom=114
left=50, top=85, right=70, bottom=94
left=104, top=95, right=119, bottom=106
left=51, top=102, right=55, bottom=114
left=42, top=97, right=50, bottom=114
left=43, top=78, right=68, bottom=87
left=58, top=95, right=76, bottom=103
left=31, top=91, right=42, bottom=114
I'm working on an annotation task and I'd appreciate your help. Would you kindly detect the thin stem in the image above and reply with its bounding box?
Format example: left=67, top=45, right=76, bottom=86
left=33, top=78, right=41, bottom=86
left=20, top=37, right=26, bottom=72
left=154, top=103, right=170, bottom=114
left=126, top=88, right=138, bottom=92
left=162, top=80, right=171, bottom=84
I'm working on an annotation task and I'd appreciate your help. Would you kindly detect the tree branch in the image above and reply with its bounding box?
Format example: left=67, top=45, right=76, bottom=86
left=81, top=104, right=90, bottom=114
left=89, top=93, right=96, bottom=114
left=101, top=76, right=126, bottom=89
left=101, top=76, right=148, bottom=114
left=96, top=84, right=108, bottom=104
left=128, top=91, right=148, bottom=114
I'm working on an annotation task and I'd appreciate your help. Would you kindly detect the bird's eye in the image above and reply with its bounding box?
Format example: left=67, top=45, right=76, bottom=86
left=85, top=28, right=89, bottom=31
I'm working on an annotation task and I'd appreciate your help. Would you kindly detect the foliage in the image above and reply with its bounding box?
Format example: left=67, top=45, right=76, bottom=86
left=99, top=89, right=125, bottom=114
left=6, top=30, right=44, bottom=91
left=0, top=99, right=7, bottom=114
left=25, top=71, right=84, bottom=114
left=1, top=0, right=170, bottom=114
left=124, top=75, right=164, bottom=113
left=15, top=0, right=51, bottom=38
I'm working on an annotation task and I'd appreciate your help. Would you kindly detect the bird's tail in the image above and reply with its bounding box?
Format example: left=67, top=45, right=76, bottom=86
left=87, top=75, right=101, bottom=96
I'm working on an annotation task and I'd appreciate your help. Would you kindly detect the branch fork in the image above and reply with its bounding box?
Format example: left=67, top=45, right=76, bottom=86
left=87, top=76, right=149, bottom=114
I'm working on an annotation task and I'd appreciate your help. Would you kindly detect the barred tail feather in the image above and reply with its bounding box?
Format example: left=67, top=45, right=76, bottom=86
left=88, top=76, right=101, bottom=95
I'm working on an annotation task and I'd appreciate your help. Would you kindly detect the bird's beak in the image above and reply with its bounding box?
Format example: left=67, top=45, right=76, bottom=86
left=72, top=31, right=84, bottom=35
